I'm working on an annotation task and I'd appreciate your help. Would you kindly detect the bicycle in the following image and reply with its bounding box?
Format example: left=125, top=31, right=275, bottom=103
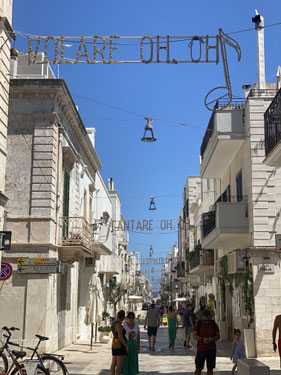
left=0, top=327, right=66, bottom=375
left=0, top=327, right=48, bottom=375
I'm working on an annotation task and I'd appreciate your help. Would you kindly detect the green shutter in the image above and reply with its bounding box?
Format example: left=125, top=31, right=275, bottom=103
left=62, top=168, right=70, bottom=238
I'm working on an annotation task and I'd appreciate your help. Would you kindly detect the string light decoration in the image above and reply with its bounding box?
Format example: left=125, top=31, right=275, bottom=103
left=141, top=118, right=156, bottom=142
left=149, top=197, right=157, bottom=210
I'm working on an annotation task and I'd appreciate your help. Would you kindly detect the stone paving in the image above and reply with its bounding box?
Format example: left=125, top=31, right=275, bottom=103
left=57, top=325, right=281, bottom=374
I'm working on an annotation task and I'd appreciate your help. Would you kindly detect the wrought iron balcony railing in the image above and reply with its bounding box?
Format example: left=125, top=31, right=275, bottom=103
left=189, top=250, right=214, bottom=270
left=200, top=99, right=245, bottom=159
left=59, top=217, right=112, bottom=252
left=264, top=88, right=281, bottom=156
left=60, top=216, right=93, bottom=249
left=202, top=211, right=216, bottom=238
left=202, top=195, right=248, bottom=239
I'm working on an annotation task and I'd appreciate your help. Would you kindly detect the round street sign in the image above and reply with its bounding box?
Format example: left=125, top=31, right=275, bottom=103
left=0, top=262, right=12, bottom=281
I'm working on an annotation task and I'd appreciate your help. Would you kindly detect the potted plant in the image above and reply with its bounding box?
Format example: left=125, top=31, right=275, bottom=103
left=98, top=326, right=111, bottom=343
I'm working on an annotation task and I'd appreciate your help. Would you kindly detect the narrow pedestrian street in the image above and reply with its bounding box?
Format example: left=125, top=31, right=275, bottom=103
left=57, top=325, right=281, bottom=374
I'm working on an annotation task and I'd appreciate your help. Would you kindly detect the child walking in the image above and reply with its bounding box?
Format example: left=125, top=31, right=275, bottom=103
left=230, top=328, right=246, bottom=374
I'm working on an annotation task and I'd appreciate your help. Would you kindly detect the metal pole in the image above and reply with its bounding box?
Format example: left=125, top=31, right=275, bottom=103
left=0, top=233, right=3, bottom=269
left=90, top=323, right=94, bottom=350
left=95, top=322, right=98, bottom=343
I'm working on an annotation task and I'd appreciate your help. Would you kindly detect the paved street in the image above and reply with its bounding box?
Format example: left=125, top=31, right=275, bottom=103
left=57, top=325, right=281, bottom=374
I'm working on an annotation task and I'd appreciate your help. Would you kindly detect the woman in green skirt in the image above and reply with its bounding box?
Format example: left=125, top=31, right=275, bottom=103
left=168, top=305, right=178, bottom=349
left=122, top=312, right=140, bottom=375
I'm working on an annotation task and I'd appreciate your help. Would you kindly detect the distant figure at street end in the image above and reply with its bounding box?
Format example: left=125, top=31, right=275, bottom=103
left=111, top=310, right=128, bottom=375
left=183, top=303, right=194, bottom=348
left=192, top=310, right=220, bottom=375
left=230, top=328, right=246, bottom=375
left=144, top=303, right=160, bottom=351
left=272, top=314, right=281, bottom=366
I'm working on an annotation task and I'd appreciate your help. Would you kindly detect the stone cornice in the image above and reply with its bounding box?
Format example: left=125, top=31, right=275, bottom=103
left=10, top=79, right=102, bottom=173
left=0, top=16, right=15, bottom=38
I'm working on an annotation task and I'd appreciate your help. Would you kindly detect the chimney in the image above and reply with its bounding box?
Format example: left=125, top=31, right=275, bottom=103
left=86, top=128, right=96, bottom=148
left=107, top=178, right=111, bottom=190
left=242, top=84, right=251, bottom=98
left=276, top=66, right=281, bottom=90
left=10, top=49, right=18, bottom=79
left=110, top=178, right=114, bottom=190
left=252, top=11, right=265, bottom=90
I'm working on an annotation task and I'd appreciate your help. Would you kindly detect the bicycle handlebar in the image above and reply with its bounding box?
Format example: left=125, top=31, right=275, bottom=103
left=1, top=327, right=20, bottom=332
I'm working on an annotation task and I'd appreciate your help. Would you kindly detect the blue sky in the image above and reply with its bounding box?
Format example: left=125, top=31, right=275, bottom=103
left=12, top=1, right=281, bottom=290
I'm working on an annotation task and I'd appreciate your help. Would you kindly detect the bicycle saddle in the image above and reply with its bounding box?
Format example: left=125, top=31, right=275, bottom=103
left=12, top=350, right=26, bottom=359
left=35, top=334, right=49, bottom=341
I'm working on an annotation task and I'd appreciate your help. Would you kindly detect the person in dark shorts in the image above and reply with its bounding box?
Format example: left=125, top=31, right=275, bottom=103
left=111, top=310, right=128, bottom=375
left=183, top=303, right=194, bottom=348
left=144, top=303, right=160, bottom=351
left=192, top=310, right=220, bottom=375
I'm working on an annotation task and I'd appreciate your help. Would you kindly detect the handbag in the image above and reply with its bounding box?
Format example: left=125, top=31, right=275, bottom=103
left=112, top=324, right=121, bottom=349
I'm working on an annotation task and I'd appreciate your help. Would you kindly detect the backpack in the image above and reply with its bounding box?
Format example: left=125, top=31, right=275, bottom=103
left=197, top=319, right=216, bottom=337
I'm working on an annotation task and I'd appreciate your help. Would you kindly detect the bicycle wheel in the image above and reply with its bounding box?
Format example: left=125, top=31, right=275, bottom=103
left=0, top=350, right=8, bottom=373
left=11, top=363, right=49, bottom=375
left=41, top=355, right=67, bottom=375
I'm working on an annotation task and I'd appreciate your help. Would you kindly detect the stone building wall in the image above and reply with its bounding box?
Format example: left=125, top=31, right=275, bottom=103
left=0, top=0, right=13, bottom=230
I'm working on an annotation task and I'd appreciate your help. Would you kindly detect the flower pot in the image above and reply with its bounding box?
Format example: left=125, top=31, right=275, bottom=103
left=99, top=332, right=110, bottom=343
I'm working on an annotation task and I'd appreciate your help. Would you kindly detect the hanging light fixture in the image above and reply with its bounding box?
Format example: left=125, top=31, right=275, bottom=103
left=149, top=197, right=157, bottom=210
left=141, top=118, right=157, bottom=142
left=149, top=245, right=154, bottom=258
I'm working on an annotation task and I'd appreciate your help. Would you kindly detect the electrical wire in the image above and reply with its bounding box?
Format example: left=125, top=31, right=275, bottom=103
left=14, top=20, right=281, bottom=46
left=73, top=93, right=247, bottom=137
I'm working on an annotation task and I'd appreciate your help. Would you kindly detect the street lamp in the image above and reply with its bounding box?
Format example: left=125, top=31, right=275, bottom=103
left=141, top=118, right=157, bottom=142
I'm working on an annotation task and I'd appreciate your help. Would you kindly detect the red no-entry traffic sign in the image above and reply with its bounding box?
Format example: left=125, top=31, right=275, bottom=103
left=0, top=262, right=12, bottom=281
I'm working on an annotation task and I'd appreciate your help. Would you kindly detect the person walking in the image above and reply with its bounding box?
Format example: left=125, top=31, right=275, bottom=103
left=178, top=305, right=184, bottom=328
left=183, top=303, right=194, bottom=348
left=230, top=328, right=246, bottom=375
left=160, top=306, right=164, bottom=326
left=111, top=310, right=128, bottom=375
left=122, top=312, right=140, bottom=375
left=272, top=313, right=281, bottom=366
left=167, top=305, right=178, bottom=349
left=144, top=303, right=160, bottom=351
left=192, top=310, right=220, bottom=375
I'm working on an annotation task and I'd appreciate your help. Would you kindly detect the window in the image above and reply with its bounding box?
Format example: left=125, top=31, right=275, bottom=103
left=186, top=199, right=189, bottom=218
left=236, top=170, right=243, bottom=202
left=222, top=185, right=231, bottom=202
left=86, top=258, right=94, bottom=266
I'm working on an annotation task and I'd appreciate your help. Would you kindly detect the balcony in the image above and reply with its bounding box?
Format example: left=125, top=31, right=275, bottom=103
left=200, top=100, right=245, bottom=178
left=189, top=250, right=214, bottom=275
left=264, top=88, right=281, bottom=166
left=201, top=200, right=249, bottom=252
left=98, top=254, right=122, bottom=276
left=59, top=217, right=112, bottom=262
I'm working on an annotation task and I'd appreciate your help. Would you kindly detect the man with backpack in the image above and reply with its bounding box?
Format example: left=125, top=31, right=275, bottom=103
left=192, top=310, right=220, bottom=375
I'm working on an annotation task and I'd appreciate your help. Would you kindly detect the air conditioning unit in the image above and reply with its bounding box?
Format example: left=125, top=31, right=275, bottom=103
left=227, top=251, right=247, bottom=274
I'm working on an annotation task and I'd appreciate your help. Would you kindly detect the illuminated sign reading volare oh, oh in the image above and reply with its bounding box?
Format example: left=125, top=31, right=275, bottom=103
left=27, top=28, right=241, bottom=110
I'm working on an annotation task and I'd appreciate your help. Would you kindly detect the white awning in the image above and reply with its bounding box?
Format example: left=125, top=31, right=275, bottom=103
left=128, top=295, right=143, bottom=301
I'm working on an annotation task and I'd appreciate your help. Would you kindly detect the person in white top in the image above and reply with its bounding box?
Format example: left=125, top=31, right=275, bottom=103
left=122, top=312, right=140, bottom=375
